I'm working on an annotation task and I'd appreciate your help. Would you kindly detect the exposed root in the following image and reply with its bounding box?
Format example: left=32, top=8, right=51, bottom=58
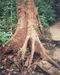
left=18, top=35, right=30, bottom=59
left=17, top=23, right=60, bottom=70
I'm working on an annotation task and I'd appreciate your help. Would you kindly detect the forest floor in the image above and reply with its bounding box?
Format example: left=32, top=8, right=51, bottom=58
left=49, top=21, right=60, bottom=41
left=0, top=22, right=60, bottom=75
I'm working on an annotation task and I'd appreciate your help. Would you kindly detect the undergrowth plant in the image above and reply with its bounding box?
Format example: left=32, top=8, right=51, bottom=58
left=0, top=32, right=12, bottom=44
left=36, top=0, right=55, bottom=28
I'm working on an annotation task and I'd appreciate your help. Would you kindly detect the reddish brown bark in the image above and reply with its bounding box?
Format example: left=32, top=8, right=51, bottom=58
left=7, top=0, right=28, bottom=50
left=5, top=0, right=60, bottom=69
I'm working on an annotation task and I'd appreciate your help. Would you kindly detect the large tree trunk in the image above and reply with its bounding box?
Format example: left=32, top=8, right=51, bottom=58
left=7, top=0, right=28, bottom=50
left=5, top=0, right=60, bottom=69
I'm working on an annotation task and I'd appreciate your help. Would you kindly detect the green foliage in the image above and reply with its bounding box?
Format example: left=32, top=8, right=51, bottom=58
left=0, top=32, right=12, bottom=44
left=36, top=0, right=55, bottom=27
left=0, top=0, right=16, bottom=44
left=39, top=15, right=49, bottom=28
left=0, top=0, right=17, bottom=32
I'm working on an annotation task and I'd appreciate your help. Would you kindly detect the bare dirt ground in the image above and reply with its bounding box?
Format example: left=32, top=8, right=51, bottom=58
left=48, top=22, right=60, bottom=75
left=49, top=21, right=60, bottom=41
left=49, top=21, right=60, bottom=59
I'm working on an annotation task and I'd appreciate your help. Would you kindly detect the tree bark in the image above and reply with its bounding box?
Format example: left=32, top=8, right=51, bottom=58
left=5, top=0, right=60, bottom=69
left=7, top=0, right=28, bottom=51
